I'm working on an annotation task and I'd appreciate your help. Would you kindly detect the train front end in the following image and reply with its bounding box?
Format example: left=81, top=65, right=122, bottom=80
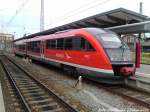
left=101, top=33, right=135, bottom=76
left=96, top=31, right=135, bottom=76
left=87, top=28, right=135, bottom=77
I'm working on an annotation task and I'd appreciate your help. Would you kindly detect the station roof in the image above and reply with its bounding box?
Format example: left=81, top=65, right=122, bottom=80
left=107, top=21, right=150, bottom=34
left=16, top=8, right=150, bottom=41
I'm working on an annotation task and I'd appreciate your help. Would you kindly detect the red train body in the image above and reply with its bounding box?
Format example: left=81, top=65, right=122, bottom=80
left=14, top=28, right=135, bottom=84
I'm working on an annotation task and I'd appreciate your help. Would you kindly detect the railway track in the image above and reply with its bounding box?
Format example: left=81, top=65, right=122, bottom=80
left=97, top=84, right=150, bottom=109
left=0, top=56, right=78, bottom=112
left=0, top=63, right=26, bottom=112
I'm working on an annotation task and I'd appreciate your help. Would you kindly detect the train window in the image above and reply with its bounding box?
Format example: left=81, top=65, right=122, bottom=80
left=28, top=41, right=40, bottom=53
left=86, top=41, right=95, bottom=51
left=64, top=36, right=95, bottom=51
left=64, top=38, right=72, bottom=50
left=46, top=36, right=95, bottom=52
left=72, top=37, right=81, bottom=50
left=47, top=39, right=56, bottom=49
left=46, top=40, right=51, bottom=49
left=80, top=38, right=86, bottom=50
left=27, top=42, right=31, bottom=51
left=96, top=33, right=122, bottom=48
left=57, top=38, right=64, bottom=50
left=80, top=37, right=95, bottom=51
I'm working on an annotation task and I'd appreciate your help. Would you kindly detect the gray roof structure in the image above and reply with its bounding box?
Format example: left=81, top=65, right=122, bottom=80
left=106, top=21, right=150, bottom=34
left=15, top=8, right=150, bottom=41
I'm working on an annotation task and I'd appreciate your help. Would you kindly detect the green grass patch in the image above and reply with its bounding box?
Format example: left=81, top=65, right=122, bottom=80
left=131, top=52, right=150, bottom=64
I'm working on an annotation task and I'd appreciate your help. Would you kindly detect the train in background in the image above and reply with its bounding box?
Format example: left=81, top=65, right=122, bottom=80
left=14, top=28, right=135, bottom=84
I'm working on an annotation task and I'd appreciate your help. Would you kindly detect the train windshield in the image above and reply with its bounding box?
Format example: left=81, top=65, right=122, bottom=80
left=85, top=28, right=131, bottom=62
left=96, top=33, right=125, bottom=48
left=96, top=33, right=131, bottom=62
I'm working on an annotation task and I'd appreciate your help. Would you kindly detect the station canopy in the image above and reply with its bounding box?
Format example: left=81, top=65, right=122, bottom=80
left=16, top=8, right=150, bottom=41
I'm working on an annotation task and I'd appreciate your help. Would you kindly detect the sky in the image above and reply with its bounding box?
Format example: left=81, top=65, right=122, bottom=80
left=0, top=0, right=150, bottom=39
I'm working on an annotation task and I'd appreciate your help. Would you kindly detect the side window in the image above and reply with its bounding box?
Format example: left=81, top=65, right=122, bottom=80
left=64, top=38, right=72, bottom=50
left=35, top=41, right=40, bottom=53
left=72, top=37, right=81, bottom=50
left=27, top=42, right=31, bottom=51
left=46, top=39, right=56, bottom=49
left=46, top=36, right=95, bottom=52
left=57, top=38, right=64, bottom=50
left=51, top=40, right=56, bottom=49
left=81, top=37, right=86, bottom=50
left=27, top=41, right=40, bottom=53
left=46, top=40, right=51, bottom=49
left=80, top=37, right=95, bottom=51
left=85, top=41, right=95, bottom=51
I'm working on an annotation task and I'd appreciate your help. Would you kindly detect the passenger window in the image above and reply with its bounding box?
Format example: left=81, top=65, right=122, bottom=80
left=72, top=37, right=81, bottom=50
left=64, top=38, right=72, bottom=50
left=50, top=39, right=56, bottom=49
left=57, top=38, right=64, bottom=50
left=27, top=41, right=40, bottom=53
left=47, top=39, right=56, bottom=49
left=80, top=38, right=86, bottom=50
left=46, top=36, right=95, bottom=52
left=46, top=40, right=51, bottom=49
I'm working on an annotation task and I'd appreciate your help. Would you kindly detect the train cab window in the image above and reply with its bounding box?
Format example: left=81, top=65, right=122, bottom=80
left=80, top=37, right=95, bottom=51
left=57, top=38, right=64, bottom=50
left=86, top=41, right=95, bottom=51
left=64, top=38, right=72, bottom=50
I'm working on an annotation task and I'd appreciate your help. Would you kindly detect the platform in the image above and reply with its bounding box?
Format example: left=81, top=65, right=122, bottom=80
left=126, top=64, right=150, bottom=93
left=0, top=81, right=5, bottom=112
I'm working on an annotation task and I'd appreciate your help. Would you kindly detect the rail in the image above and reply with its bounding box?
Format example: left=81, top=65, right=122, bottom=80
left=0, top=56, right=78, bottom=112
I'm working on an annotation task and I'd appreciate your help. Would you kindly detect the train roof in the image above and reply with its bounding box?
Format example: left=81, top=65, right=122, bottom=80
left=14, top=39, right=27, bottom=45
left=25, top=28, right=114, bottom=42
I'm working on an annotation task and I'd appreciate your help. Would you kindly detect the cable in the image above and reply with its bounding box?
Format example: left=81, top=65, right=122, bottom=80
left=6, top=0, right=29, bottom=27
left=55, top=0, right=98, bottom=19
left=54, top=0, right=112, bottom=24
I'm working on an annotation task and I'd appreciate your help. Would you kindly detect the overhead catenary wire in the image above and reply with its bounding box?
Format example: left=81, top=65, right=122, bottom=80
left=53, top=0, right=112, bottom=24
left=55, top=0, right=99, bottom=19
left=6, top=0, right=29, bottom=27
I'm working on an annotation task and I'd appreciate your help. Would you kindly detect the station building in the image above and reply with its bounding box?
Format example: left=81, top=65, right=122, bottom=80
left=0, top=33, right=14, bottom=52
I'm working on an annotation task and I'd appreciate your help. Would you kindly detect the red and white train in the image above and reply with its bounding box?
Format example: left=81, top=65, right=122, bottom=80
left=14, top=28, right=135, bottom=84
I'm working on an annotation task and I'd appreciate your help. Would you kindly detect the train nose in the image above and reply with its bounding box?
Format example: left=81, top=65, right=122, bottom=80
left=120, top=67, right=135, bottom=76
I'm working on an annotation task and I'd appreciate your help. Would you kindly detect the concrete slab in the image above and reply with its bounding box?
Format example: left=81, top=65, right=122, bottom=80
left=0, top=82, right=5, bottom=112
left=136, top=64, right=150, bottom=75
left=126, top=64, right=150, bottom=93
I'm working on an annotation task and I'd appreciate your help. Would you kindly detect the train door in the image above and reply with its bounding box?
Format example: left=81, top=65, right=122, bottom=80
left=41, top=41, right=44, bottom=58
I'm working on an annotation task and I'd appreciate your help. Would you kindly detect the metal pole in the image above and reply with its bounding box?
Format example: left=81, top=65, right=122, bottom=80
left=40, top=0, right=44, bottom=31
left=139, top=2, right=143, bottom=15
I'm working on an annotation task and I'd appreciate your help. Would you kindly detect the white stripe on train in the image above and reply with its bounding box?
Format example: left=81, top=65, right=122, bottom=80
left=28, top=54, right=114, bottom=74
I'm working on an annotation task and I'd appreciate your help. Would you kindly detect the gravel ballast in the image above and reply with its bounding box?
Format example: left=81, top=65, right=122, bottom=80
left=8, top=55, right=150, bottom=112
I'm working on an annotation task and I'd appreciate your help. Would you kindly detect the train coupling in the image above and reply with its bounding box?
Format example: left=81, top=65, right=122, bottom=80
left=120, top=67, right=136, bottom=76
